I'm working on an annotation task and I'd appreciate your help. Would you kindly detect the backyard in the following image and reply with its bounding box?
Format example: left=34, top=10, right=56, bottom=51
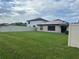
left=0, top=32, right=79, bottom=59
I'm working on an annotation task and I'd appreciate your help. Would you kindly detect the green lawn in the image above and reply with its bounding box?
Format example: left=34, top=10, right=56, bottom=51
left=0, top=32, right=79, bottom=59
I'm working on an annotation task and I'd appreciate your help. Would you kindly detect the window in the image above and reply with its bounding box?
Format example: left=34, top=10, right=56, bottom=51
left=48, top=25, right=55, bottom=31
left=33, top=25, right=36, bottom=27
left=40, top=26, right=43, bottom=30
left=28, top=21, right=30, bottom=24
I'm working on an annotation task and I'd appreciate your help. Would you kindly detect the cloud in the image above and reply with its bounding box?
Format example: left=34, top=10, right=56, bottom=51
left=0, top=0, right=79, bottom=23
left=0, top=0, right=14, bottom=2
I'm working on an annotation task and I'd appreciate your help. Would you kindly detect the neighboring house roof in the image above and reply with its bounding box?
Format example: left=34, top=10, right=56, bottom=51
left=71, top=22, right=79, bottom=24
left=37, top=19, right=69, bottom=26
left=27, top=18, right=49, bottom=22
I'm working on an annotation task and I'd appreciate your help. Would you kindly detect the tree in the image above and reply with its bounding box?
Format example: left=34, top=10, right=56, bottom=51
left=10, top=22, right=27, bottom=26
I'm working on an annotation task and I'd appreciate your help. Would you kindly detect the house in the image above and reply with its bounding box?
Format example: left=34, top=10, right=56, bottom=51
left=27, top=18, right=49, bottom=27
left=37, top=19, right=69, bottom=33
left=68, top=24, right=79, bottom=48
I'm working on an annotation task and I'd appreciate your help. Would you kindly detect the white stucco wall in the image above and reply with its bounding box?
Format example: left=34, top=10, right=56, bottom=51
left=68, top=24, right=79, bottom=48
left=67, top=26, right=69, bottom=31
left=37, top=26, right=48, bottom=32
left=55, top=26, right=61, bottom=33
left=27, top=21, right=47, bottom=27
left=37, top=25, right=61, bottom=33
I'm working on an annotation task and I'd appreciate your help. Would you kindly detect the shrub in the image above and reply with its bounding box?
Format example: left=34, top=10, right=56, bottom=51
left=65, top=30, right=69, bottom=35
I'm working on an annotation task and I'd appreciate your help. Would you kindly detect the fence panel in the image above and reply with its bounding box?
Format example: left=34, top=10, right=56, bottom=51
left=0, top=26, right=35, bottom=32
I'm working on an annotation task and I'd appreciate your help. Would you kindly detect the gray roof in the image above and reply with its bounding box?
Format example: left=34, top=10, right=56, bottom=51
left=27, top=18, right=49, bottom=22
left=37, top=19, right=69, bottom=26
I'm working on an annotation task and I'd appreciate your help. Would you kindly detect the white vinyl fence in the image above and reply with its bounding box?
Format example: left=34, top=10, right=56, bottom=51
left=0, top=26, right=36, bottom=32
left=68, top=24, right=79, bottom=48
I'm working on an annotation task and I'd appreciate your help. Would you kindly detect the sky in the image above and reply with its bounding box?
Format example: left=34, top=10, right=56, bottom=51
left=0, top=0, right=79, bottom=23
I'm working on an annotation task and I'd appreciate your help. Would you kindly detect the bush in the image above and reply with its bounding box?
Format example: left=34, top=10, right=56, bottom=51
left=65, top=30, right=69, bottom=35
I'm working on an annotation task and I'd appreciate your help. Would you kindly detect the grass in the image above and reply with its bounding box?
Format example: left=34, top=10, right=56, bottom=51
left=0, top=32, right=79, bottom=59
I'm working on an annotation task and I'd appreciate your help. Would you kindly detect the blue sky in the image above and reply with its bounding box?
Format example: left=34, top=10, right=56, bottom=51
left=0, top=0, right=79, bottom=23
